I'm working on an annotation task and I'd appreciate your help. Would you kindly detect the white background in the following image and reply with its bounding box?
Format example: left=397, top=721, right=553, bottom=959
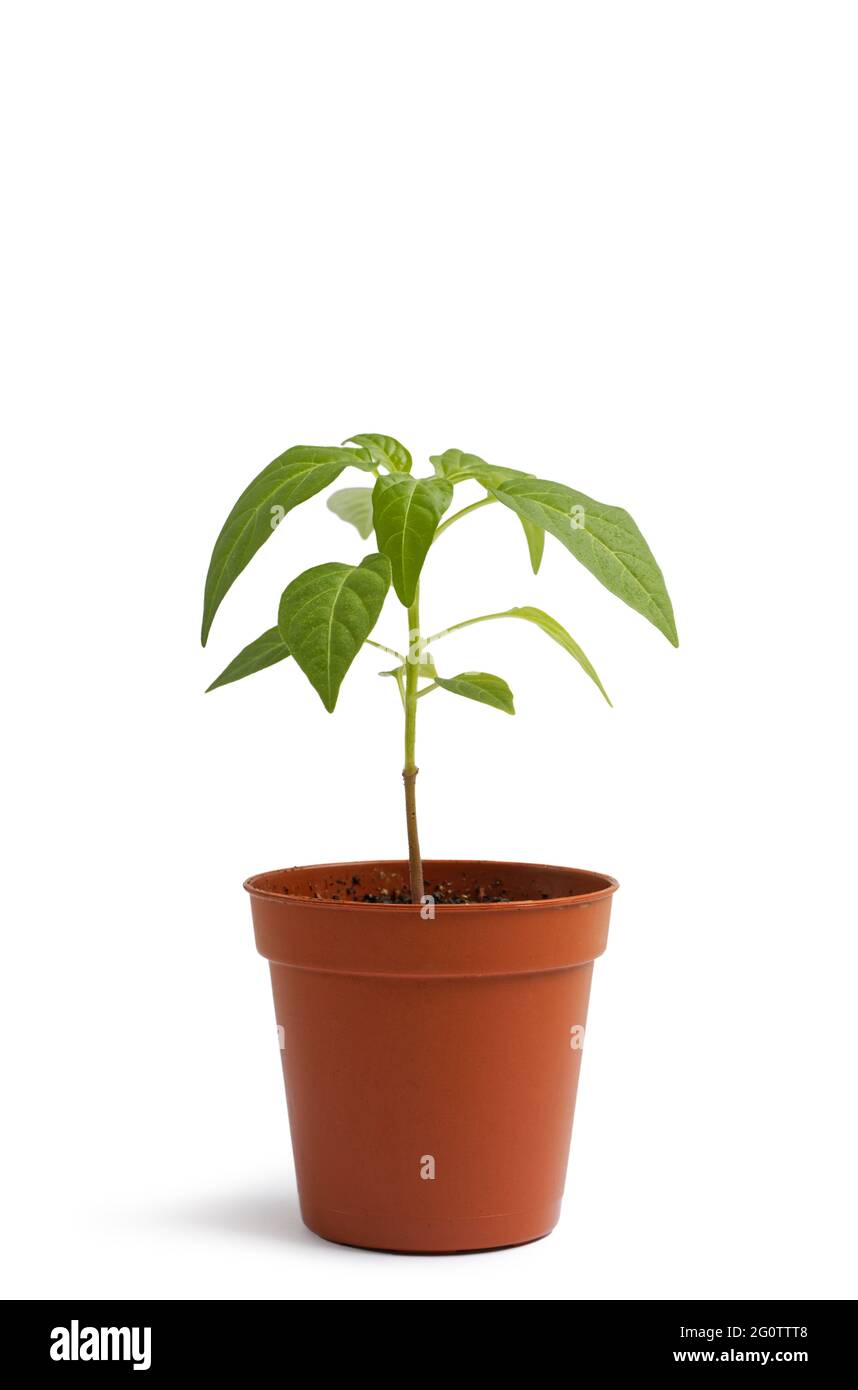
left=1, top=1, right=856, bottom=1301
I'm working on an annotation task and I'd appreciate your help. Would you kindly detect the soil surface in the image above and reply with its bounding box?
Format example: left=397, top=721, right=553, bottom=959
left=278, top=873, right=550, bottom=905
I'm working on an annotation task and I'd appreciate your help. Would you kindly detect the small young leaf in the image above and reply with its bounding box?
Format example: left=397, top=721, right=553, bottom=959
left=372, top=474, right=454, bottom=606
left=428, top=606, right=610, bottom=703
left=502, top=606, right=610, bottom=703
left=206, top=627, right=290, bottom=692
left=429, top=448, right=475, bottom=480
left=345, top=433, right=412, bottom=473
left=488, top=477, right=678, bottom=646
left=435, top=671, right=515, bottom=714
left=518, top=516, right=545, bottom=573
left=327, top=486, right=374, bottom=538
left=201, top=444, right=372, bottom=645
left=278, top=554, right=391, bottom=712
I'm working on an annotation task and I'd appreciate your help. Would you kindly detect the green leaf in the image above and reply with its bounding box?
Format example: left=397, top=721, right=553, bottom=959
left=518, top=516, right=544, bottom=573
left=428, top=606, right=610, bottom=704
left=327, top=486, right=374, bottom=539
left=278, top=554, right=391, bottom=712
left=435, top=671, right=515, bottom=714
left=201, top=445, right=372, bottom=645
left=487, top=476, right=678, bottom=646
left=500, top=606, right=610, bottom=704
left=206, top=627, right=290, bottom=692
left=430, top=448, right=474, bottom=479
left=372, top=474, right=454, bottom=606
left=345, top=433, right=412, bottom=473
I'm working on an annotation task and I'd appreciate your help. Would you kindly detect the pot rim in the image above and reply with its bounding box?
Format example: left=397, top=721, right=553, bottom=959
left=244, top=858, right=619, bottom=912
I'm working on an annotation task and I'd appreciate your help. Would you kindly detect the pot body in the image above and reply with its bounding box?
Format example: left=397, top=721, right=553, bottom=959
left=246, top=859, right=617, bottom=1253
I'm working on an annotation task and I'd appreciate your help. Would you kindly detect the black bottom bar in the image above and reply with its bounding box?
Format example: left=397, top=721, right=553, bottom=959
left=1, top=1299, right=852, bottom=1373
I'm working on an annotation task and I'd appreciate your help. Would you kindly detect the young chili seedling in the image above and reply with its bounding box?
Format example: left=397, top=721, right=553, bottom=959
left=202, top=433, right=678, bottom=901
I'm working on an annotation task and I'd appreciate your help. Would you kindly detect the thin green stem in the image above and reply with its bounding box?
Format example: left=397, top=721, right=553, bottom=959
left=416, top=681, right=439, bottom=698
left=433, top=495, right=496, bottom=541
left=395, top=489, right=499, bottom=900
left=424, top=609, right=510, bottom=645
left=403, top=588, right=424, bottom=902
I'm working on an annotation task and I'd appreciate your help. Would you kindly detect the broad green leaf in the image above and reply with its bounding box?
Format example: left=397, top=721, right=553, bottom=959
left=206, top=627, right=290, bottom=692
left=372, top=474, right=454, bottom=606
left=327, top=486, right=374, bottom=539
left=201, top=445, right=372, bottom=645
left=345, top=433, right=412, bottom=473
left=500, top=606, right=610, bottom=704
left=487, top=477, right=678, bottom=646
left=278, top=554, right=391, bottom=712
left=435, top=671, right=515, bottom=714
left=518, top=516, right=545, bottom=573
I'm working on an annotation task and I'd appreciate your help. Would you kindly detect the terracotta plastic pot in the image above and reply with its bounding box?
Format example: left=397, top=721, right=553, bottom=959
left=245, top=859, right=617, bottom=1253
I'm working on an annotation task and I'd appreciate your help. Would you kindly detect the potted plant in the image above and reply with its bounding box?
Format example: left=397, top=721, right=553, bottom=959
left=202, top=433, right=677, bottom=1252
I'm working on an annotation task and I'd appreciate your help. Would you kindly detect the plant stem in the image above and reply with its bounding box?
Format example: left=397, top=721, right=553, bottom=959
left=403, top=588, right=424, bottom=903
left=432, top=495, right=496, bottom=541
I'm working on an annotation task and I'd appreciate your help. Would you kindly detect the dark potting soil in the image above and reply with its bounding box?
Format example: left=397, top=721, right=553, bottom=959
left=354, top=880, right=513, bottom=904
left=279, top=873, right=544, bottom=905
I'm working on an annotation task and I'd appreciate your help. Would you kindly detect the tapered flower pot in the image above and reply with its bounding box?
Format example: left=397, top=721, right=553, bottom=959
left=245, top=859, right=617, bottom=1254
